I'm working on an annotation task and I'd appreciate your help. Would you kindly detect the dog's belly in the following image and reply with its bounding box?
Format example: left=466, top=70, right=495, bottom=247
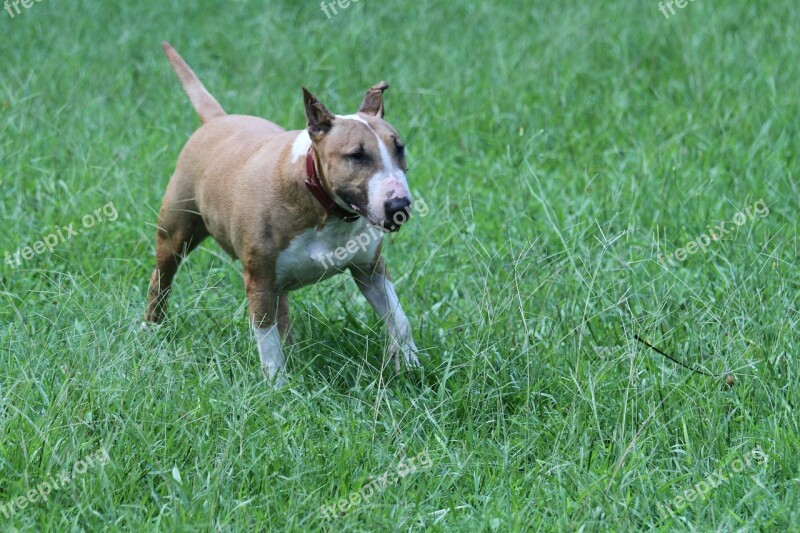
left=275, top=218, right=383, bottom=292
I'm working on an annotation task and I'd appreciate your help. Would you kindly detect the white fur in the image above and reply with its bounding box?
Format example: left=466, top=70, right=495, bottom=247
left=355, top=275, right=419, bottom=368
left=375, top=130, right=395, bottom=170
left=255, top=325, right=286, bottom=381
left=291, top=130, right=312, bottom=162
left=336, top=114, right=370, bottom=125
left=275, top=218, right=383, bottom=292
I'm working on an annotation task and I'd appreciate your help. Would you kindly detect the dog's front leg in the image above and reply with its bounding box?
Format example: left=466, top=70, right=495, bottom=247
left=244, top=267, right=287, bottom=386
left=351, top=261, right=421, bottom=370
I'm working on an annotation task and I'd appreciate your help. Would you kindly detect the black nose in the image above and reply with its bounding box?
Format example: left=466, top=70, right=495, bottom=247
left=384, top=198, right=412, bottom=227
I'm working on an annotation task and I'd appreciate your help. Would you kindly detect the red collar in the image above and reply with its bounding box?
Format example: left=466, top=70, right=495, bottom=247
left=304, top=147, right=360, bottom=223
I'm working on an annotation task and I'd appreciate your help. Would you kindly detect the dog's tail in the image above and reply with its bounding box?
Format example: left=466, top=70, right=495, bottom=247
left=161, top=42, right=226, bottom=124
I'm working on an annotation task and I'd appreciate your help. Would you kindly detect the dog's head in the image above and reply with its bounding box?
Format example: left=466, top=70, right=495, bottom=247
left=302, top=83, right=412, bottom=232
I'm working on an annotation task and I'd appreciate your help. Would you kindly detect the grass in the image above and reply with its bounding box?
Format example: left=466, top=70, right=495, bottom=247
left=1, top=0, right=798, bottom=530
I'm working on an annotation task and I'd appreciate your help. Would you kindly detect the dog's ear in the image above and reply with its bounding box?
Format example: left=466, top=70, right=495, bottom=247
left=302, top=87, right=335, bottom=139
left=358, top=81, right=389, bottom=118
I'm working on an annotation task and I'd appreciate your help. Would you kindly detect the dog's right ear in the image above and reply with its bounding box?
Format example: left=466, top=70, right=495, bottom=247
left=358, top=81, right=389, bottom=118
left=302, top=87, right=335, bottom=139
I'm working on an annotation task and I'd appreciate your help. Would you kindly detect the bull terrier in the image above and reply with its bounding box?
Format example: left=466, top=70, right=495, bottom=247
left=144, top=43, right=422, bottom=385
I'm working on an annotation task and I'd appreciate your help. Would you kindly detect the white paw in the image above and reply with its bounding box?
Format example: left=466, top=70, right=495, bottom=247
left=391, top=339, right=422, bottom=371
left=263, top=367, right=288, bottom=389
left=140, top=321, right=160, bottom=333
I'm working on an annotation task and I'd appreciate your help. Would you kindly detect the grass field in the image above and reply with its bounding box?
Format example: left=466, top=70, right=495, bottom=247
left=1, top=0, right=799, bottom=530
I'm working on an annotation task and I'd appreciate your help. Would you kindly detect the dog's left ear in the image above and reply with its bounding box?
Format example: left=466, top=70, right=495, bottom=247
left=358, top=81, right=389, bottom=118
left=302, top=87, right=335, bottom=139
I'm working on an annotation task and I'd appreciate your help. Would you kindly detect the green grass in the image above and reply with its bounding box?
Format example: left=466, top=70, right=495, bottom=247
left=1, top=0, right=798, bottom=530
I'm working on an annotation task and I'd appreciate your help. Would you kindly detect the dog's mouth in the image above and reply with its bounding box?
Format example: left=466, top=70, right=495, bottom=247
left=348, top=203, right=406, bottom=233
left=381, top=222, right=403, bottom=233
left=348, top=203, right=369, bottom=220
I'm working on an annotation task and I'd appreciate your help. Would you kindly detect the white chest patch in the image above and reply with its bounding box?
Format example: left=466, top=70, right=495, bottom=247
left=275, top=218, right=384, bottom=292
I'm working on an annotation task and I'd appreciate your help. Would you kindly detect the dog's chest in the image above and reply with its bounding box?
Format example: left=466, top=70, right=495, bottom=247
left=275, top=219, right=382, bottom=291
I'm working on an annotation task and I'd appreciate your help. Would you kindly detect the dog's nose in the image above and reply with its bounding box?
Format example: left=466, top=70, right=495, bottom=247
left=384, top=197, right=412, bottom=227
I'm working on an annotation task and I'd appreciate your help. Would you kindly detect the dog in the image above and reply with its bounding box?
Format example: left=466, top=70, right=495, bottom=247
left=144, top=43, right=422, bottom=385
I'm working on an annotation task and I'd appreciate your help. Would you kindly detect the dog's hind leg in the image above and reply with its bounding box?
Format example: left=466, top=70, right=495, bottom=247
left=145, top=200, right=208, bottom=325
left=243, top=263, right=287, bottom=386
left=278, top=293, right=292, bottom=342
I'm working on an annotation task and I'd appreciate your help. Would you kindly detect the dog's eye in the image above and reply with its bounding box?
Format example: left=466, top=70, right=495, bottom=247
left=393, top=139, right=405, bottom=159
left=345, top=149, right=369, bottom=164
left=394, top=141, right=407, bottom=170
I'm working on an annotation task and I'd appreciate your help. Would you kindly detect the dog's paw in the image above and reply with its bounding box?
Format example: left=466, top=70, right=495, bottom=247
left=391, top=339, right=422, bottom=371
left=140, top=321, right=160, bottom=333
left=262, top=367, right=289, bottom=389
